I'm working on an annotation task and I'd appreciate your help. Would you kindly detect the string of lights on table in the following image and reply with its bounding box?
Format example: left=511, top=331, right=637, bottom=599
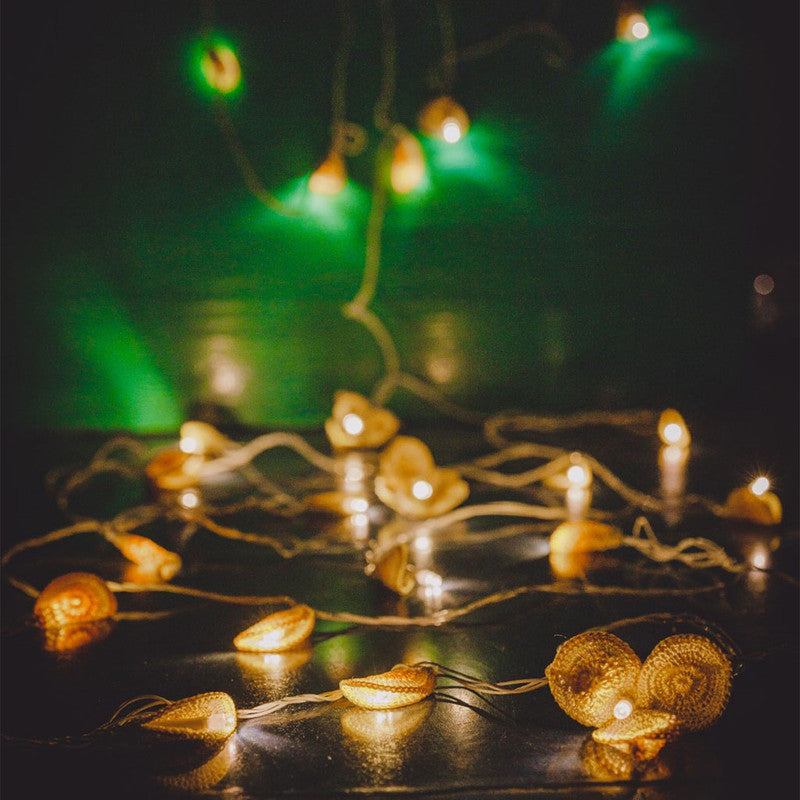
left=2, top=1, right=792, bottom=794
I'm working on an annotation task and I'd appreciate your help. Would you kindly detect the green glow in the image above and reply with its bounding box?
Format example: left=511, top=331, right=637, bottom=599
left=594, top=8, right=702, bottom=113
left=188, top=35, right=244, bottom=100
left=275, top=177, right=370, bottom=233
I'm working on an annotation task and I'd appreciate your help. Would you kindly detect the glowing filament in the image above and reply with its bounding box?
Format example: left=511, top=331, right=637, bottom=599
left=200, top=45, right=241, bottom=94
left=613, top=699, right=633, bottom=720
left=390, top=133, right=425, bottom=194
left=234, top=605, right=316, bottom=653
left=658, top=409, right=691, bottom=448
left=309, top=150, right=347, bottom=196
left=412, top=479, right=434, bottom=500
left=750, top=476, right=770, bottom=496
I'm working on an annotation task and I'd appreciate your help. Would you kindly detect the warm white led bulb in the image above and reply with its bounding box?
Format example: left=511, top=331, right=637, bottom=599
left=566, top=465, right=587, bottom=487
left=631, top=19, right=650, bottom=39
left=180, top=489, right=200, bottom=509
left=411, top=480, right=434, bottom=500
left=180, top=436, right=202, bottom=454
left=349, top=497, right=369, bottom=513
left=441, top=118, right=462, bottom=143
left=341, top=413, right=365, bottom=436
left=750, top=476, right=770, bottom=496
left=613, top=698, right=633, bottom=720
left=662, top=423, right=683, bottom=445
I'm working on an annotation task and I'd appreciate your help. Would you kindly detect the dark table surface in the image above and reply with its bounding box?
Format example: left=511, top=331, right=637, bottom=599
left=1, top=418, right=797, bottom=799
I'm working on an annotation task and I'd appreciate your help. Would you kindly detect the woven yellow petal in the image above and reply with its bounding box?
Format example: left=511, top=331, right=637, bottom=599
left=141, top=692, right=237, bottom=746
left=234, top=605, right=315, bottom=653
left=592, top=709, right=679, bottom=760
left=581, top=738, right=671, bottom=781
left=636, top=634, right=732, bottom=731
left=34, top=572, right=118, bottom=629
left=545, top=631, right=642, bottom=727
left=549, top=521, right=623, bottom=555
left=325, top=391, right=400, bottom=450
left=340, top=665, right=436, bottom=710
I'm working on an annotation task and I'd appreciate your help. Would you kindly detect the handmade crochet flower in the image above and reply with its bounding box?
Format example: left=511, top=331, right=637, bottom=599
left=374, top=435, right=469, bottom=519
left=325, top=391, right=400, bottom=450
left=546, top=630, right=732, bottom=760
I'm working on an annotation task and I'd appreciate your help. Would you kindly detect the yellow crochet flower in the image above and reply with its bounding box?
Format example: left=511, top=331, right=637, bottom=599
left=324, top=391, right=400, bottom=450
left=546, top=630, right=732, bottom=759
left=374, top=436, right=469, bottom=519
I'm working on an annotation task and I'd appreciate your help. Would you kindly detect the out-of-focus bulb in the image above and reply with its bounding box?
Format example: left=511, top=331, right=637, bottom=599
left=180, top=489, right=200, bottom=509
left=658, top=409, right=691, bottom=448
left=180, top=436, right=201, bottom=454
left=201, top=44, right=242, bottom=94
left=750, top=476, right=770, bottom=496
left=342, top=413, right=365, bottom=436
left=617, top=12, right=650, bottom=41
left=566, top=453, right=593, bottom=489
left=613, top=699, right=633, bottom=720
left=348, top=497, right=369, bottom=513
left=412, top=479, right=434, bottom=500
left=309, top=150, right=346, bottom=196
left=390, top=133, right=425, bottom=194
left=417, top=96, right=470, bottom=143
left=109, top=533, right=182, bottom=582
left=34, top=573, right=118, bottom=629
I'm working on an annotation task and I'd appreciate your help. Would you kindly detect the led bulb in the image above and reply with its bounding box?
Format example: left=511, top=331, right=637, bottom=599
left=309, top=150, right=347, bottom=196
left=411, top=479, right=434, bottom=500
left=200, top=44, right=242, bottom=94
left=657, top=409, right=691, bottom=448
left=141, top=692, right=237, bottom=745
left=566, top=453, right=593, bottom=489
left=390, top=133, right=425, bottom=194
left=341, top=413, right=365, bottom=436
left=617, top=11, right=650, bottom=41
left=417, top=96, right=470, bottom=143
left=613, top=699, right=634, bottom=720
left=750, top=476, right=770, bottom=497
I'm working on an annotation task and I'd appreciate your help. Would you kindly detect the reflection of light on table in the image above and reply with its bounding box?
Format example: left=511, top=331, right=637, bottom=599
left=659, top=443, right=688, bottom=525
left=416, top=569, right=443, bottom=613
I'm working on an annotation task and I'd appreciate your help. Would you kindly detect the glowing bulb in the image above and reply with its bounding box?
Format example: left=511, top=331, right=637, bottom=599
left=390, top=133, right=425, bottom=194
left=180, top=436, right=201, bottom=454
left=750, top=476, right=770, bottom=496
left=412, top=479, right=434, bottom=500
left=617, top=12, right=650, bottom=41
left=34, top=573, right=118, bottom=629
left=613, top=699, right=634, bottom=720
left=309, top=150, right=346, bottom=196
left=417, top=96, right=470, bottom=143
left=200, top=44, right=241, bottom=94
left=180, top=489, right=200, bottom=509
left=352, top=512, right=369, bottom=528
left=753, top=274, right=775, bottom=296
left=349, top=497, right=369, bottom=513
left=110, top=533, right=182, bottom=581
left=341, top=413, right=365, bottom=436
left=413, top=535, right=433, bottom=554
left=567, top=465, right=587, bottom=487
left=441, top=118, right=462, bottom=143
left=658, top=409, right=691, bottom=448
left=340, top=665, right=436, bottom=710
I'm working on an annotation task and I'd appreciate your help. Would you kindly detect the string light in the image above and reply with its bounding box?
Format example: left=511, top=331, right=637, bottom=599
left=724, top=477, right=783, bottom=525
left=657, top=409, right=691, bottom=449
left=417, top=95, right=470, bottom=143
left=309, top=150, right=347, bottom=196
left=233, top=605, right=316, bottom=653
left=200, top=44, right=241, bottom=94
left=390, top=132, right=425, bottom=194
left=325, top=391, right=400, bottom=450
left=105, top=532, right=182, bottom=582
left=616, top=8, right=650, bottom=42
left=33, top=572, right=118, bottom=629
left=339, top=665, right=437, bottom=710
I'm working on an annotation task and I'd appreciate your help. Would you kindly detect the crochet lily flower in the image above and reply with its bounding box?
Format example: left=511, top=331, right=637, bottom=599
left=546, top=630, right=732, bottom=760
left=374, top=435, right=469, bottom=520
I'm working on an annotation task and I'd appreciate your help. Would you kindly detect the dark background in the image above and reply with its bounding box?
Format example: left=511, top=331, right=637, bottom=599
left=2, top=1, right=797, bottom=434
